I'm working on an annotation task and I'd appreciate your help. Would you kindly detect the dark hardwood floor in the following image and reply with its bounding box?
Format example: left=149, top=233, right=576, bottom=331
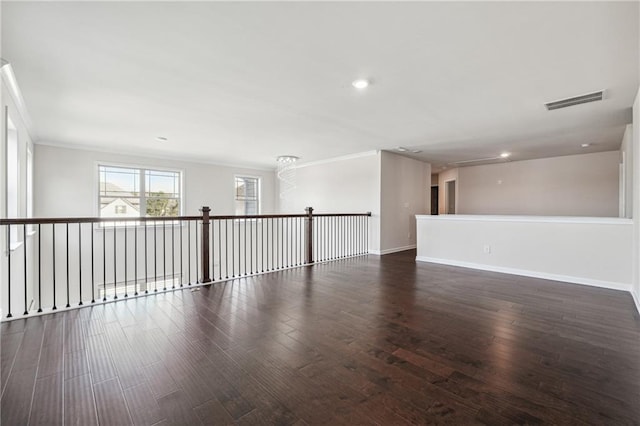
left=2, top=250, right=640, bottom=425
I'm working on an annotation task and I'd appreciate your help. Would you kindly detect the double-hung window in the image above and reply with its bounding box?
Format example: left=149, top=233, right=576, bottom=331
left=98, top=165, right=181, bottom=220
left=235, top=176, right=260, bottom=216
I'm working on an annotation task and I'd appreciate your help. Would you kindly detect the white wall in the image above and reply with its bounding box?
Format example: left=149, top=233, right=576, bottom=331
left=278, top=151, right=381, bottom=252
left=632, top=88, right=640, bottom=312
left=278, top=150, right=432, bottom=254
left=457, top=151, right=620, bottom=217
left=416, top=215, right=633, bottom=291
left=34, top=144, right=276, bottom=217
left=380, top=151, right=430, bottom=253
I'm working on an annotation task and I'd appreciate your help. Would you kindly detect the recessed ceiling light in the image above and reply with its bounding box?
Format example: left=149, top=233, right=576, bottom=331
left=581, top=143, right=591, bottom=148
left=411, top=150, right=422, bottom=154
left=500, top=152, right=510, bottom=158
left=352, top=79, right=370, bottom=90
left=396, top=147, right=408, bottom=152
left=156, top=136, right=168, bottom=142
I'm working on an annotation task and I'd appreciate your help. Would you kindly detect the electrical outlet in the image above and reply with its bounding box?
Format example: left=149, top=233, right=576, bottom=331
left=483, top=245, right=491, bottom=254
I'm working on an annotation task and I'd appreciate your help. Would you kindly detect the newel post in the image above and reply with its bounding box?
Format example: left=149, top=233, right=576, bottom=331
left=200, top=206, right=211, bottom=283
left=304, top=207, right=314, bottom=265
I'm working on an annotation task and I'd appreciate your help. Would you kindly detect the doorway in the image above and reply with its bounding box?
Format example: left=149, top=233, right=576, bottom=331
left=430, top=186, right=439, bottom=215
left=445, top=180, right=456, bottom=214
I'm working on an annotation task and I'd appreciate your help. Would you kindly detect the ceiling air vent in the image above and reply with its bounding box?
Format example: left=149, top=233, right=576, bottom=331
left=545, top=90, right=604, bottom=111
left=449, top=156, right=508, bottom=166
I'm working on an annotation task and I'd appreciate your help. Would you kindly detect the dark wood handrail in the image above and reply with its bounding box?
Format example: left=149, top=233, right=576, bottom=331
left=313, top=213, right=372, bottom=217
left=0, top=216, right=201, bottom=225
left=0, top=212, right=372, bottom=225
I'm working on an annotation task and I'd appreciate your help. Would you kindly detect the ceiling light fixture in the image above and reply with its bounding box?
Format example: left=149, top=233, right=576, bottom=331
left=395, top=147, right=408, bottom=152
left=500, top=152, right=510, bottom=158
left=156, top=136, right=168, bottom=142
left=352, top=79, right=370, bottom=90
left=277, top=155, right=299, bottom=164
left=411, top=150, right=422, bottom=154
left=277, top=156, right=299, bottom=201
left=581, top=143, right=591, bottom=148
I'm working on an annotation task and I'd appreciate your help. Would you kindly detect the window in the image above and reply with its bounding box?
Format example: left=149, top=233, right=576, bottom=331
left=235, top=176, right=260, bottom=215
left=26, top=147, right=33, bottom=219
left=6, top=115, right=18, bottom=220
left=5, top=112, right=20, bottom=246
left=98, top=165, right=181, bottom=219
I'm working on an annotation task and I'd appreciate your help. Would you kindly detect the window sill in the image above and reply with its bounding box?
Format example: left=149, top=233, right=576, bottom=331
left=95, top=221, right=188, bottom=231
left=233, top=218, right=263, bottom=223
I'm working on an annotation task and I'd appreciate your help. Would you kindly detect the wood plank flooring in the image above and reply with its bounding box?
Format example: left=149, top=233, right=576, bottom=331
left=2, top=250, right=639, bottom=425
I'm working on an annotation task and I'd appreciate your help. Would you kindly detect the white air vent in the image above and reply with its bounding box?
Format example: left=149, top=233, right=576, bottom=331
left=449, top=156, right=508, bottom=166
left=545, top=91, right=604, bottom=111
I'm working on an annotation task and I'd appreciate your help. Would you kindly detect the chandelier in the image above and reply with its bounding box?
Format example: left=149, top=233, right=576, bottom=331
left=277, top=155, right=299, bottom=200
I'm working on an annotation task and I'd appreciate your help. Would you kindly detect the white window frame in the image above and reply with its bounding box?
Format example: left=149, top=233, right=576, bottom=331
left=234, top=175, right=261, bottom=219
left=25, top=146, right=35, bottom=235
left=96, top=162, right=184, bottom=227
left=5, top=109, right=22, bottom=249
left=26, top=146, right=33, bottom=219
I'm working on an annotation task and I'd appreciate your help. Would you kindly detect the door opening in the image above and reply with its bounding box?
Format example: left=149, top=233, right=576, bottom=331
left=431, top=186, right=439, bottom=215
left=445, top=180, right=456, bottom=214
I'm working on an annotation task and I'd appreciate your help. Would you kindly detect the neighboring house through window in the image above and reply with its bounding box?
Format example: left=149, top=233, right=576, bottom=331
left=98, top=165, right=181, bottom=218
left=235, top=176, right=260, bottom=215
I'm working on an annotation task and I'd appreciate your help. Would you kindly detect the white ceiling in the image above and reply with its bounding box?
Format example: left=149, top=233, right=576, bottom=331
left=2, top=1, right=638, bottom=170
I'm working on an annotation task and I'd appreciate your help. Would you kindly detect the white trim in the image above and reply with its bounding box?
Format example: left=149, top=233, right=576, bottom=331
left=415, top=256, right=631, bottom=292
left=38, top=141, right=378, bottom=173
left=0, top=64, right=37, bottom=142
left=36, top=140, right=275, bottom=172
left=369, top=244, right=416, bottom=256
left=415, top=214, right=632, bottom=225
left=294, top=150, right=379, bottom=169
left=631, top=290, right=640, bottom=316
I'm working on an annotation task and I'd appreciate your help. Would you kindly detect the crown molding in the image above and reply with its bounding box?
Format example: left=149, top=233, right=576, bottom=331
left=294, top=150, right=379, bottom=169
left=35, top=139, right=276, bottom=172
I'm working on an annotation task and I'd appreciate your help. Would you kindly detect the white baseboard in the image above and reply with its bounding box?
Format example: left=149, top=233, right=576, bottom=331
left=631, top=290, right=640, bottom=316
left=369, top=245, right=416, bottom=256
left=415, top=256, right=631, bottom=292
